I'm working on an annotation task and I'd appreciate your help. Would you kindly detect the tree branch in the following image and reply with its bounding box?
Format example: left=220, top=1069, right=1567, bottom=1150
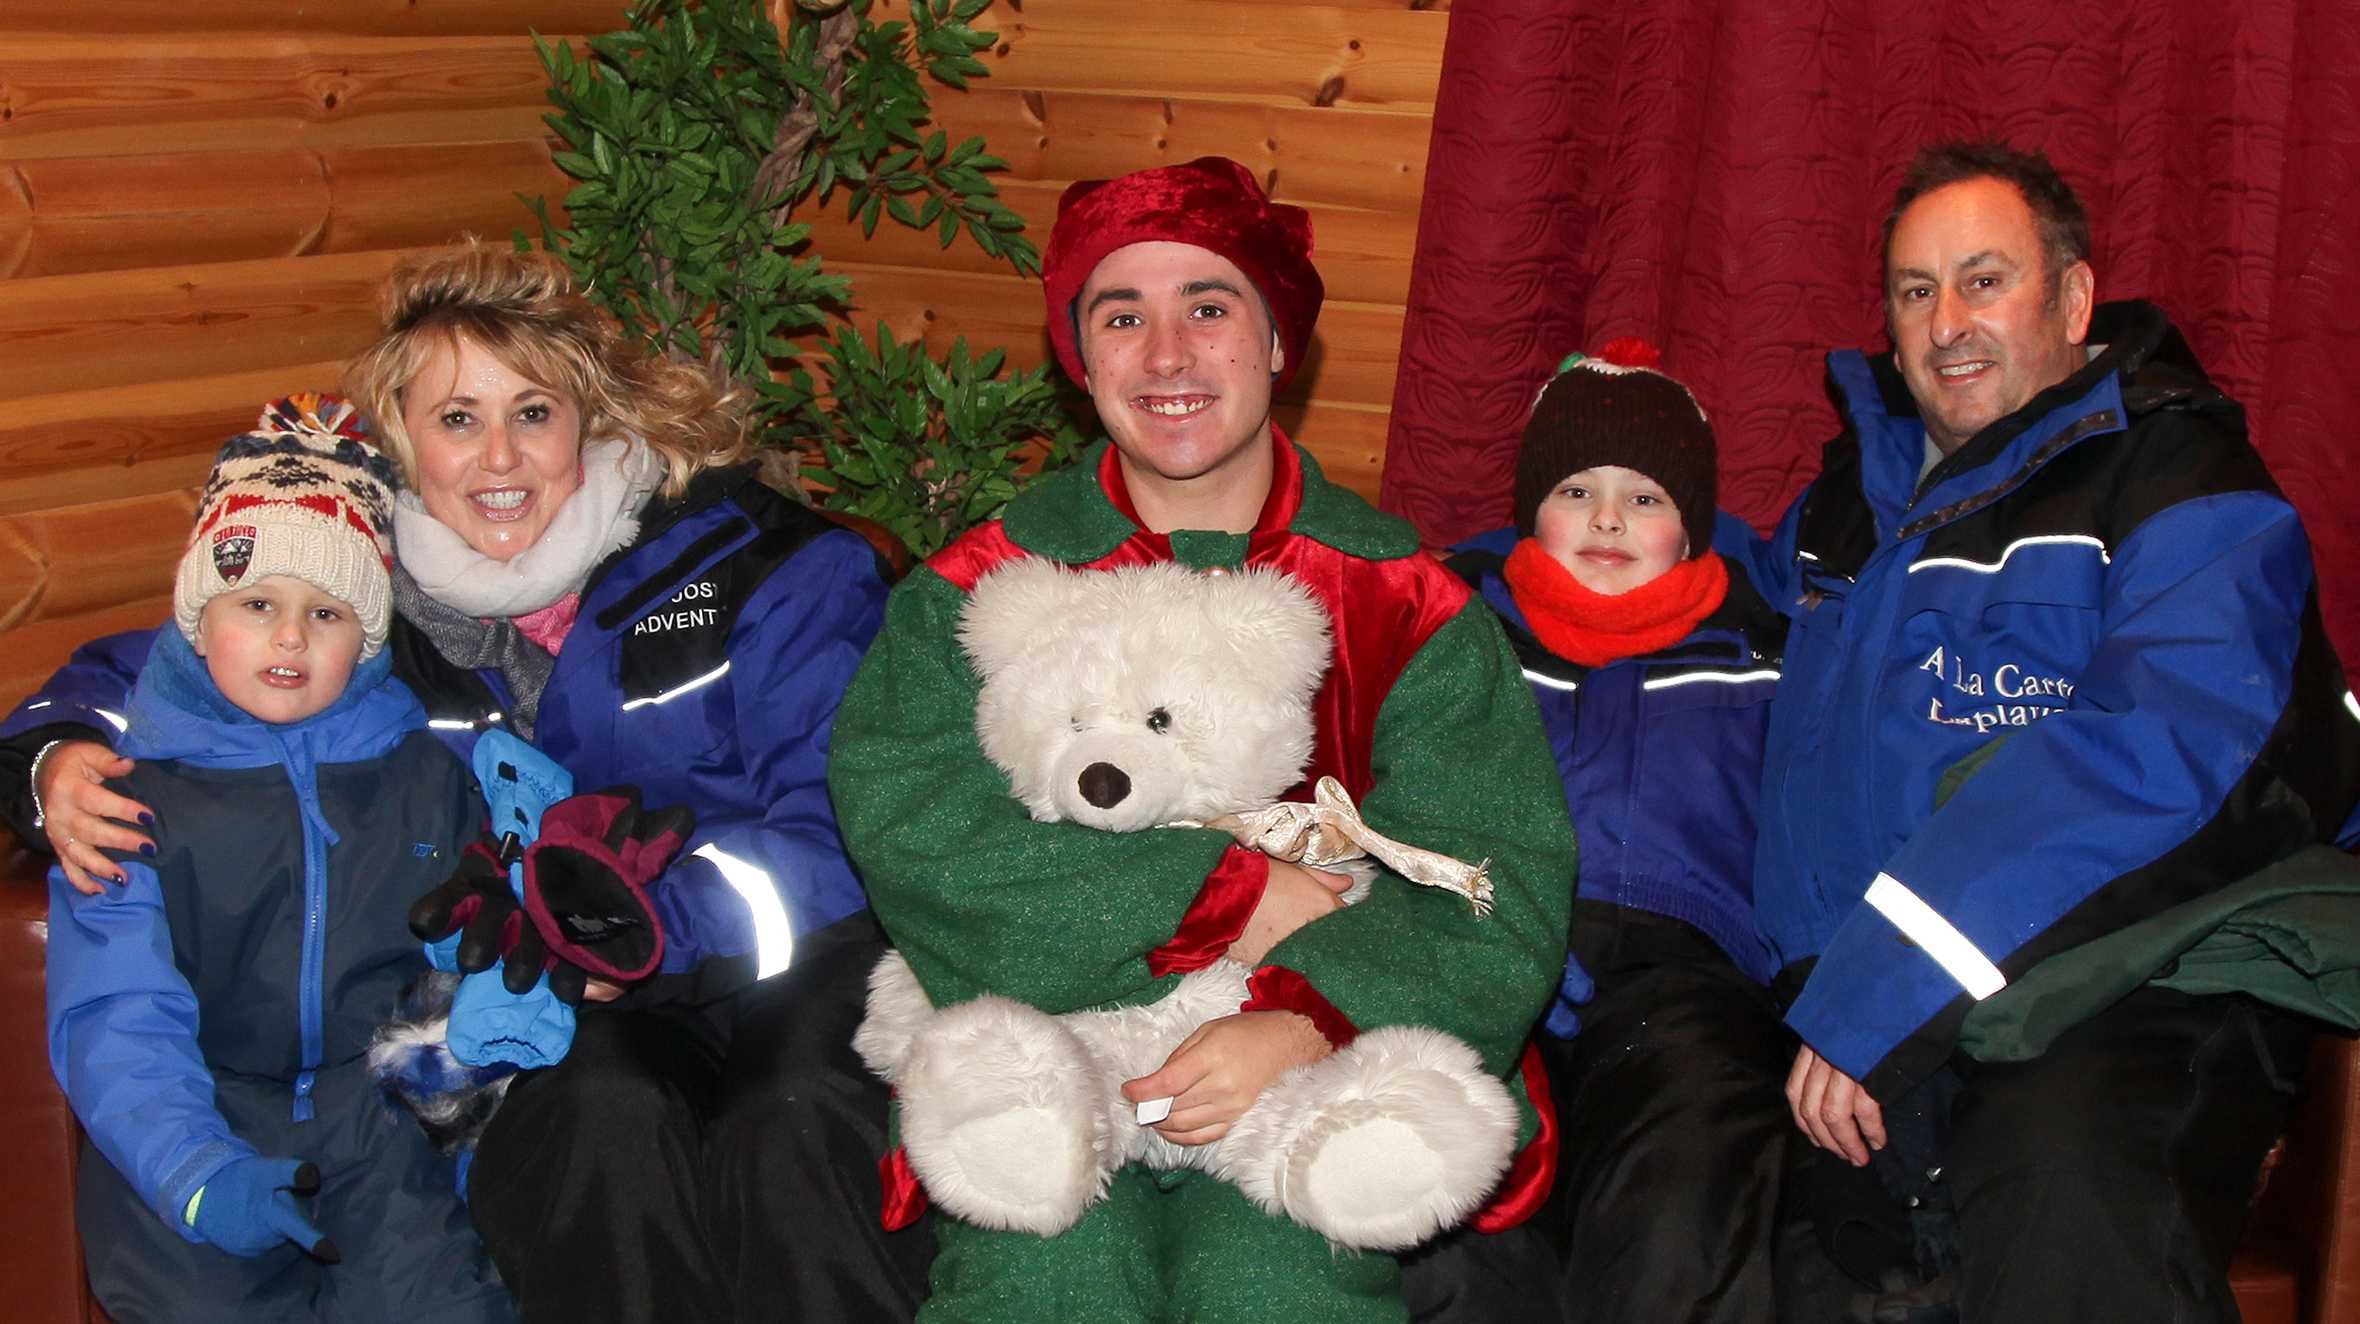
left=754, top=5, right=860, bottom=222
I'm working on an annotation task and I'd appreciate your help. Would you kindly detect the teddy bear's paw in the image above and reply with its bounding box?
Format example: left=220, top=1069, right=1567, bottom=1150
left=925, top=1107, right=1101, bottom=1236
left=851, top=951, right=933, bottom=1083
left=897, top=997, right=1111, bottom=1236
left=1261, top=1025, right=1522, bottom=1251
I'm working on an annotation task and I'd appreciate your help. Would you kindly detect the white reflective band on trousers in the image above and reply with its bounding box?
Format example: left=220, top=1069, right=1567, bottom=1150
left=1862, top=873, right=2008, bottom=1000
left=693, top=842, right=795, bottom=979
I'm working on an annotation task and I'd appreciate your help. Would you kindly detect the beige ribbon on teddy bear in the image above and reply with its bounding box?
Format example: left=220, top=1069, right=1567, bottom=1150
left=1179, top=776, right=1495, bottom=916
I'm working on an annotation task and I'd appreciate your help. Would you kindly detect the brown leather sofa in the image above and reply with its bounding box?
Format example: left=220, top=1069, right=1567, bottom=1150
left=0, top=842, right=2354, bottom=1323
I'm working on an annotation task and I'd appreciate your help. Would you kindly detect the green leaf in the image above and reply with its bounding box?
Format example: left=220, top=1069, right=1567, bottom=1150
left=532, top=0, right=1073, bottom=557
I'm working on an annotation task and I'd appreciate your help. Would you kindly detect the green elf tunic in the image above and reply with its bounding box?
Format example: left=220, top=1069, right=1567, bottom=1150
left=829, top=433, right=1576, bottom=1324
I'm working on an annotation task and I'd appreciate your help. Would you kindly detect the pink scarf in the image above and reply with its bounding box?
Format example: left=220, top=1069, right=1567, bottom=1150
left=509, top=592, right=582, bottom=656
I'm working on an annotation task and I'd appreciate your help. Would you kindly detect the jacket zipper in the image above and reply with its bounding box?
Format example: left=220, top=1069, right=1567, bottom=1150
left=276, top=733, right=332, bottom=1124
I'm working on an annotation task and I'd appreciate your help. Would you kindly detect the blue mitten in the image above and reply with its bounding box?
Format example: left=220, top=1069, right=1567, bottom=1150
left=1542, top=953, right=1596, bottom=1038
left=188, top=1155, right=339, bottom=1262
left=413, top=730, right=579, bottom=1066
left=448, top=963, right=575, bottom=1068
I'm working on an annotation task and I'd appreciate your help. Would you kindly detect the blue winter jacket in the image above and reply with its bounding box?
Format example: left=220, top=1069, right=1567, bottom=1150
left=7, top=467, right=889, bottom=997
left=1752, top=300, right=2360, bottom=1099
left=46, top=628, right=475, bottom=1238
left=1453, top=526, right=1787, bottom=1036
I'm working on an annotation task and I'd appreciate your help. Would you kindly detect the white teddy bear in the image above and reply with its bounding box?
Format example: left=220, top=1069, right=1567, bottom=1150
left=853, top=557, right=1520, bottom=1252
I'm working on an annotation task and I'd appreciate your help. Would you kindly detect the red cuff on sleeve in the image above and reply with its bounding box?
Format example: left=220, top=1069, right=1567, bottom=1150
left=1147, top=844, right=1269, bottom=978
left=1240, top=964, right=1359, bottom=1049
left=878, top=1145, right=929, bottom=1230
left=1469, top=1041, right=1558, bottom=1233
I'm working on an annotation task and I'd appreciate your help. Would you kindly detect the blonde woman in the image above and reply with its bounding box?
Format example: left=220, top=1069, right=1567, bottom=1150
left=6, top=245, right=891, bottom=1320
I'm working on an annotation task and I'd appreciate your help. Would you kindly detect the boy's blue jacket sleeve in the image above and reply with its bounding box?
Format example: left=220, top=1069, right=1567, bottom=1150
left=631, top=530, right=886, bottom=992
left=1787, top=495, right=2322, bottom=1087
left=46, top=859, right=252, bottom=1240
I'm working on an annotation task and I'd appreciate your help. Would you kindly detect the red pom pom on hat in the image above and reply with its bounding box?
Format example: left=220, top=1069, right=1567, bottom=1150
left=1514, top=340, right=1717, bottom=555
left=1041, top=156, right=1324, bottom=393
left=1592, top=336, right=1663, bottom=370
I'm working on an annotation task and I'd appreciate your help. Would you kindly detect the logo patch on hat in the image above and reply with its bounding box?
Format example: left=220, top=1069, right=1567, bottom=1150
left=211, top=525, right=257, bottom=585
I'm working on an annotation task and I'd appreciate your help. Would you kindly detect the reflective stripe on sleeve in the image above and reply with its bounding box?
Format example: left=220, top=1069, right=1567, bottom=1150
left=1862, top=873, right=2007, bottom=1000
left=692, top=842, right=795, bottom=979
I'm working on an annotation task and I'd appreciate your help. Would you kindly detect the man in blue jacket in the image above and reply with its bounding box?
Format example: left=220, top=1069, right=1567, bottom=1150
left=1753, top=141, right=2360, bottom=1321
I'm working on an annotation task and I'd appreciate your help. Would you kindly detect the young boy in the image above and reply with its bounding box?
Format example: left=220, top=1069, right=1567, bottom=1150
left=1446, top=341, right=1792, bottom=1324
left=44, top=402, right=512, bottom=1323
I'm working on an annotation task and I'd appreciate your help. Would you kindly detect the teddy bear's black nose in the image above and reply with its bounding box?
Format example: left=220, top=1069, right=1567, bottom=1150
left=1078, top=762, right=1131, bottom=809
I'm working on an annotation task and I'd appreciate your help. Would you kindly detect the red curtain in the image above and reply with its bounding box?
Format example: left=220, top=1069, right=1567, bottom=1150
left=1381, top=0, right=2360, bottom=674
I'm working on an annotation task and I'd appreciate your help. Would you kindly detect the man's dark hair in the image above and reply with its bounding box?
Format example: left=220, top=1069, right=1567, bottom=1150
left=1881, top=140, right=2092, bottom=290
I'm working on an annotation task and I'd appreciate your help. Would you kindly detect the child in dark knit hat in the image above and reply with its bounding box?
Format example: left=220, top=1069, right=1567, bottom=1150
left=45, top=397, right=512, bottom=1323
left=1447, top=341, right=1793, bottom=1323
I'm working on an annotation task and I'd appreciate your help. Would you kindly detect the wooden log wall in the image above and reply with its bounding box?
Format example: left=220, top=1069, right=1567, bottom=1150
left=0, top=0, right=1448, bottom=711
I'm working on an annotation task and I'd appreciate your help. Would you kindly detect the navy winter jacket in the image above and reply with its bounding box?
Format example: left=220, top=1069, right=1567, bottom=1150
left=1453, top=526, right=1787, bottom=1033
left=7, top=466, right=888, bottom=997
left=1752, top=300, right=2360, bottom=1099
left=46, top=628, right=476, bottom=1241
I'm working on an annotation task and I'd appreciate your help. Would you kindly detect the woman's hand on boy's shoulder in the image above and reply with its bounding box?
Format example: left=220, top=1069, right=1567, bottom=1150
left=37, top=740, right=151, bottom=895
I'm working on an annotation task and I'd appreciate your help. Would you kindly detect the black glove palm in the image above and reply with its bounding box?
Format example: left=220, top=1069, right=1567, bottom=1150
left=407, top=787, right=695, bottom=1003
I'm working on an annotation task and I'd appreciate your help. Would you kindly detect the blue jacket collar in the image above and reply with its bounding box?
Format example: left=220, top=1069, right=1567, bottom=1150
left=120, top=627, right=422, bottom=768
left=1826, top=348, right=2126, bottom=544
left=1821, top=300, right=2203, bottom=543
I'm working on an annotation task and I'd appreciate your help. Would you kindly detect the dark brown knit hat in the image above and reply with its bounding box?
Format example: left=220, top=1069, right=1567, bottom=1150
left=1513, top=337, right=1716, bottom=557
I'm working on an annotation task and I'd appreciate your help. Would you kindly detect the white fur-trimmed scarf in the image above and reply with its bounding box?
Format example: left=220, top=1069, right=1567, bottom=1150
left=393, top=436, right=664, bottom=619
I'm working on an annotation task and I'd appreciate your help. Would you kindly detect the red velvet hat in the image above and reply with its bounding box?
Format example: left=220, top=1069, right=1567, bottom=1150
left=1041, top=156, right=1323, bottom=393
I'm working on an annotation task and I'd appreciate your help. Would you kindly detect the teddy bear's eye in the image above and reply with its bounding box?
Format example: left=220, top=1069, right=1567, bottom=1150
left=1146, top=708, right=1172, bottom=734
left=1070, top=715, right=1083, bottom=733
